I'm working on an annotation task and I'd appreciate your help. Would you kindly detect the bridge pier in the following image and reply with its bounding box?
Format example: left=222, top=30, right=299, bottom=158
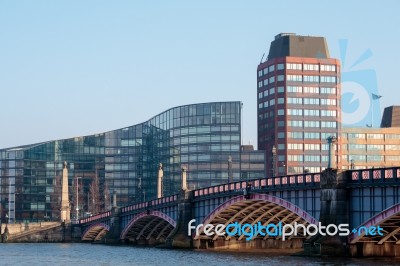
left=99, top=206, right=121, bottom=244
left=350, top=242, right=400, bottom=257
left=165, top=190, right=193, bottom=248
left=304, top=168, right=349, bottom=256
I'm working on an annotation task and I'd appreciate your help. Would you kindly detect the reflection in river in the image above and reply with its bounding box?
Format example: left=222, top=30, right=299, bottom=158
left=0, top=243, right=399, bottom=266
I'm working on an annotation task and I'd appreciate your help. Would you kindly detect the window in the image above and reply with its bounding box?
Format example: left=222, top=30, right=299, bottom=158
left=277, top=98, right=285, bottom=104
left=277, top=86, right=284, bottom=93
left=304, top=121, right=320, bottom=128
left=269, top=99, right=275, bottom=106
left=287, top=86, right=302, bottom=93
left=278, top=155, right=286, bottom=161
left=263, top=68, right=268, bottom=75
left=277, top=75, right=284, bottom=82
left=277, top=63, right=285, bottom=70
left=263, top=79, right=268, bottom=86
left=287, top=75, right=302, bottom=82
left=258, top=92, right=263, bottom=99
left=321, top=132, right=337, bottom=139
left=269, top=76, right=275, bottom=83
left=258, top=103, right=263, bottom=109
left=288, top=120, right=303, bottom=127
left=288, top=132, right=303, bottom=139
left=278, top=132, right=285, bottom=139
left=278, top=121, right=285, bottom=127
left=303, top=64, right=319, bottom=71
left=387, top=156, right=400, bottom=161
left=386, top=134, right=400, bottom=139
left=269, top=65, right=275, bottom=72
left=278, top=143, right=285, bottom=150
left=321, top=121, right=337, bottom=128
left=258, top=81, right=263, bottom=88
left=350, top=155, right=366, bottom=162
left=305, top=144, right=320, bottom=150
left=303, top=87, right=319, bottom=94
left=288, top=143, right=303, bottom=150
left=304, top=98, right=320, bottom=105
left=304, top=109, right=320, bottom=116
left=287, top=97, right=303, bottom=104
left=348, top=133, right=365, bottom=139
left=305, top=155, right=320, bottom=162
left=321, top=99, right=336, bottom=106
left=287, top=109, right=303, bottom=116
left=269, top=87, right=275, bottom=95
left=304, top=132, right=320, bottom=139
left=386, top=145, right=400, bottom=151
left=367, top=144, right=384, bottom=151
left=321, top=65, right=336, bottom=72
left=367, top=133, right=384, bottom=139
left=263, top=101, right=268, bottom=108
left=277, top=109, right=284, bottom=115
left=321, top=110, right=336, bottom=117
left=367, top=155, right=383, bottom=162
left=258, top=70, right=263, bottom=77
left=303, top=75, right=319, bottom=83
left=288, top=155, right=304, bottom=161
left=286, top=63, right=302, bottom=70
left=320, top=76, right=336, bottom=83
left=320, top=87, right=336, bottom=94
left=263, top=90, right=269, bottom=97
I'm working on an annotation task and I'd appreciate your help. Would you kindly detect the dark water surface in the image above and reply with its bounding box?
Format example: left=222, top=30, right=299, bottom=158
left=0, top=243, right=399, bottom=266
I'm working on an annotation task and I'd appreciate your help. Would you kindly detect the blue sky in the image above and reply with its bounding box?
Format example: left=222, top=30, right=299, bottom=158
left=1, top=1, right=399, bottom=148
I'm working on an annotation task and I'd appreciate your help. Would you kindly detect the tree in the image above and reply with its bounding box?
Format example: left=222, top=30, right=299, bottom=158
left=89, top=171, right=101, bottom=215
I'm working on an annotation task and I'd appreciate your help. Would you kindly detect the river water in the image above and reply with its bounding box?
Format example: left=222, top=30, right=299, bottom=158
left=0, top=243, right=399, bottom=266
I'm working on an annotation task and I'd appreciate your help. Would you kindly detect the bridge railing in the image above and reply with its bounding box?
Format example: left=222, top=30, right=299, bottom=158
left=79, top=194, right=179, bottom=225
left=121, top=194, right=178, bottom=214
left=193, top=173, right=321, bottom=198
left=347, top=166, right=400, bottom=184
left=79, top=211, right=112, bottom=224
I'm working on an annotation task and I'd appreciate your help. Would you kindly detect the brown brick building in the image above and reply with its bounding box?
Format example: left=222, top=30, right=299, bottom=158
left=257, top=33, right=341, bottom=176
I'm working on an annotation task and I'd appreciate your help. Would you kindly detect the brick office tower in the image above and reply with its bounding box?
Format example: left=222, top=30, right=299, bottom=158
left=257, top=33, right=341, bottom=176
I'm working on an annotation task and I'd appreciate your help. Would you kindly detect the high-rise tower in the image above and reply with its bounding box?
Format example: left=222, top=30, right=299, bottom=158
left=257, top=33, right=341, bottom=176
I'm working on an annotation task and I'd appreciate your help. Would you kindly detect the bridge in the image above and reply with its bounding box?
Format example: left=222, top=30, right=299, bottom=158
left=76, top=166, right=400, bottom=257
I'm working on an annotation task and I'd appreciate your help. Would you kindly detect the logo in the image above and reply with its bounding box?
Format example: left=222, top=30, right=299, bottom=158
left=188, top=219, right=383, bottom=241
left=339, top=39, right=381, bottom=127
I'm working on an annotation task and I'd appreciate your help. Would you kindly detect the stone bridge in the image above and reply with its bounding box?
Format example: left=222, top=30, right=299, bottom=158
left=77, top=167, right=400, bottom=257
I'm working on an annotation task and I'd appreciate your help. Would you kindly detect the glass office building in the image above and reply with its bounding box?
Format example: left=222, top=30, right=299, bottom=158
left=0, top=101, right=265, bottom=222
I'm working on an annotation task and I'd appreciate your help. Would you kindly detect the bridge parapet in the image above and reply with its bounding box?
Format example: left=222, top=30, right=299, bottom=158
left=121, top=194, right=178, bottom=215
left=347, top=167, right=400, bottom=185
left=193, top=173, right=321, bottom=199
left=79, top=211, right=112, bottom=225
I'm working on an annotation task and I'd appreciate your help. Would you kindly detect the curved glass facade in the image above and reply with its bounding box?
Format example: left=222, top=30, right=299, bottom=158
left=0, top=101, right=265, bottom=222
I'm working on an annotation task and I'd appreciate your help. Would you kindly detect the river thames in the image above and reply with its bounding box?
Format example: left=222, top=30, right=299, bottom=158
left=0, top=243, right=399, bottom=265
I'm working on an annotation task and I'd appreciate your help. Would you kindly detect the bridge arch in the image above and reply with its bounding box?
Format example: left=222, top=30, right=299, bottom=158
left=349, top=203, right=400, bottom=244
left=120, top=210, right=176, bottom=243
left=195, top=194, right=318, bottom=241
left=82, top=223, right=110, bottom=242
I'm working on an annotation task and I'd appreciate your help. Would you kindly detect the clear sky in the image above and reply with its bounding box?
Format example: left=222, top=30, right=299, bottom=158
left=1, top=1, right=399, bottom=149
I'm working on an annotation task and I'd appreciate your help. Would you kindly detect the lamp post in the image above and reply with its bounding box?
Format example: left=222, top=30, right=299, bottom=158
left=281, top=162, right=286, bottom=175
left=75, top=176, right=81, bottom=220
left=272, top=145, right=277, bottom=177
